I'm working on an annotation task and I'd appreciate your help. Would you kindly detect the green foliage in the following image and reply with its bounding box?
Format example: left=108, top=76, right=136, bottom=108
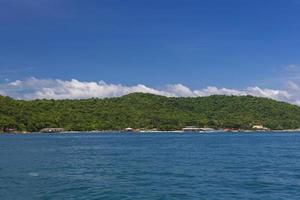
left=0, top=93, right=300, bottom=132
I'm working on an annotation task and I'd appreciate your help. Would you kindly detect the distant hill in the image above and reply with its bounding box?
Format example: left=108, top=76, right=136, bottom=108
left=1, top=93, right=300, bottom=132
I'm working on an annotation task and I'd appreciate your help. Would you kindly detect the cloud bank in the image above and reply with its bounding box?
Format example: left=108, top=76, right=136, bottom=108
left=0, top=77, right=298, bottom=105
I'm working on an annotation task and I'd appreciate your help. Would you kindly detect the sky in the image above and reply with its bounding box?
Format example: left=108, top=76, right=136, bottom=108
left=1, top=0, right=300, bottom=104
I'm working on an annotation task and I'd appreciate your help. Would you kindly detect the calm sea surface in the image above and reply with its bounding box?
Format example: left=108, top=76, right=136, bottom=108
left=1, top=132, right=300, bottom=200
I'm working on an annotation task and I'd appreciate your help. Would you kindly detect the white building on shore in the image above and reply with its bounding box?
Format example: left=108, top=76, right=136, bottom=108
left=252, top=125, right=269, bottom=131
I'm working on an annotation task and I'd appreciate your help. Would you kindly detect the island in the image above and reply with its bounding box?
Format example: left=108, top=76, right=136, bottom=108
left=1, top=93, right=300, bottom=133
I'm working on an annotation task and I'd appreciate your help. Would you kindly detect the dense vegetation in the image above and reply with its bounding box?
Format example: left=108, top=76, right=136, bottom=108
left=1, top=93, right=300, bottom=132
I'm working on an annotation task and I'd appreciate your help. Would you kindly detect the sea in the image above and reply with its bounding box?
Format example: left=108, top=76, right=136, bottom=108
left=1, top=132, right=300, bottom=200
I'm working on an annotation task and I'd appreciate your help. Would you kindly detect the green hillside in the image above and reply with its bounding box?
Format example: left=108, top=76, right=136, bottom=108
left=1, top=93, right=300, bottom=132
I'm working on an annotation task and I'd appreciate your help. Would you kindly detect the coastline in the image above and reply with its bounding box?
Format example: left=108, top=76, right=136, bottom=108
left=2, top=129, right=300, bottom=134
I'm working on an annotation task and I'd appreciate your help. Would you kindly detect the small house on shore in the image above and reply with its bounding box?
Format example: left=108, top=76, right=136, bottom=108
left=252, top=125, right=269, bottom=131
left=40, top=128, right=65, bottom=133
left=124, top=127, right=133, bottom=132
left=182, top=126, right=202, bottom=132
left=3, top=127, right=17, bottom=133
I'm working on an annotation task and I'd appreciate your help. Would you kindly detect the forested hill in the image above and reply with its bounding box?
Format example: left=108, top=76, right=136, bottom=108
left=1, top=93, right=300, bottom=132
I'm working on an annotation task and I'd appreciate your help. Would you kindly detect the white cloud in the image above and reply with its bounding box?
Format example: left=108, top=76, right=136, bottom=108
left=0, top=77, right=299, bottom=105
left=164, top=84, right=196, bottom=97
left=9, top=80, right=22, bottom=86
left=194, top=86, right=247, bottom=96
left=286, top=81, right=299, bottom=91
left=0, top=89, right=6, bottom=96
left=246, top=87, right=290, bottom=100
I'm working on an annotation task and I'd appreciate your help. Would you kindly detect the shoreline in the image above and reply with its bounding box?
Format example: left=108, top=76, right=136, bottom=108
left=2, top=129, right=300, bottom=134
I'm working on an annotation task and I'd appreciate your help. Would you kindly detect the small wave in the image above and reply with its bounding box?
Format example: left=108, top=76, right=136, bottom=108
left=28, top=172, right=39, bottom=177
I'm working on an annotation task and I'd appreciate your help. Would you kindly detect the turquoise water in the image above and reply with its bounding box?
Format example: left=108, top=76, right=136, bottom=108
left=1, top=132, right=300, bottom=200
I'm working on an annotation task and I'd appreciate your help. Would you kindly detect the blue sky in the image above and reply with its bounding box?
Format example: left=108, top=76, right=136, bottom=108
left=0, top=0, right=300, bottom=102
